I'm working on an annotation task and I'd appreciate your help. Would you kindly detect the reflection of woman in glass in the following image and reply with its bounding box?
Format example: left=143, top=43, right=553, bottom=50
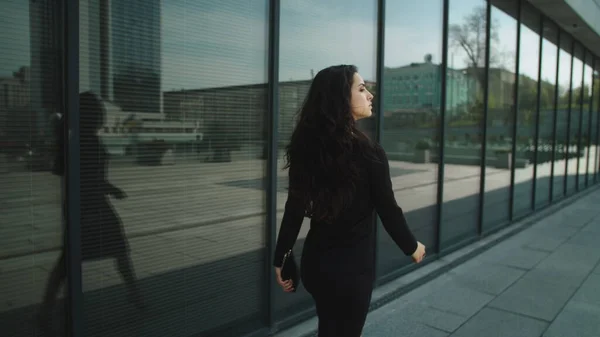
left=39, top=91, right=144, bottom=331
left=273, top=65, right=426, bottom=336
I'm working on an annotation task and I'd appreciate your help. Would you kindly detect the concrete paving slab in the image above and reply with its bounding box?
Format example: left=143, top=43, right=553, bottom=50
left=420, top=281, right=495, bottom=317
left=543, top=301, right=600, bottom=337
left=447, top=260, right=526, bottom=295
left=571, top=272, right=600, bottom=306
left=364, top=312, right=450, bottom=337
left=407, top=304, right=468, bottom=333
left=522, top=243, right=600, bottom=287
left=477, top=245, right=549, bottom=270
left=581, top=217, right=600, bottom=233
left=450, top=308, right=548, bottom=337
left=488, top=277, right=577, bottom=321
left=524, top=236, right=570, bottom=253
left=566, top=227, right=600, bottom=247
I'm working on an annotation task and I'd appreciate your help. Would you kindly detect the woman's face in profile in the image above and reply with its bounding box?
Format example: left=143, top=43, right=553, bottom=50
left=350, top=72, right=374, bottom=120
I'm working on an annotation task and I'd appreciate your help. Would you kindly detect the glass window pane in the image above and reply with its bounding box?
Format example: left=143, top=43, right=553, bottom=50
left=0, top=0, right=66, bottom=336
left=513, top=5, right=540, bottom=218
left=80, top=0, right=269, bottom=336
left=377, top=0, right=442, bottom=278
left=442, top=0, right=486, bottom=248
left=594, top=60, right=600, bottom=181
left=581, top=52, right=594, bottom=188
left=535, top=21, right=558, bottom=207
left=483, top=1, right=518, bottom=231
left=276, top=0, right=377, bottom=320
left=566, top=45, right=584, bottom=194
left=552, top=33, right=572, bottom=201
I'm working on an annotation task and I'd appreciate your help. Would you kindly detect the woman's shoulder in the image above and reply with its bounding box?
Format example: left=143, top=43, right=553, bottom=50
left=357, top=138, right=386, bottom=161
left=351, top=142, right=385, bottom=177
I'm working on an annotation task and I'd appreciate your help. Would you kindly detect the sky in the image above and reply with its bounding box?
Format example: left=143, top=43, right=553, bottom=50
left=1, top=0, right=597, bottom=94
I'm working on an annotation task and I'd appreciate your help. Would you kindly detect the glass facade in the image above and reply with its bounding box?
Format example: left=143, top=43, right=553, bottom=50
left=1, top=0, right=599, bottom=336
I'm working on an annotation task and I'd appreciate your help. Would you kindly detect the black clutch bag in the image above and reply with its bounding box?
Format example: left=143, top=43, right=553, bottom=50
left=280, top=249, right=300, bottom=292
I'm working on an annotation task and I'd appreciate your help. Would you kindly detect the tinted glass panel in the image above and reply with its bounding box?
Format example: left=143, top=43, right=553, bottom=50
left=513, top=4, right=540, bottom=217
left=581, top=52, right=594, bottom=188
left=566, top=45, right=584, bottom=194
left=377, top=0, right=442, bottom=278
left=0, top=0, right=66, bottom=336
left=442, top=0, right=487, bottom=248
left=80, top=0, right=269, bottom=336
left=552, top=33, right=572, bottom=200
left=482, top=1, right=518, bottom=231
left=535, top=20, right=558, bottom=207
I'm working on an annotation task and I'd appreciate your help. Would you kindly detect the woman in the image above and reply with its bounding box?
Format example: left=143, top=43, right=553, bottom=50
left=273, top=65, right=426, bottom=336
left=39, top=91, right=144, bottom=333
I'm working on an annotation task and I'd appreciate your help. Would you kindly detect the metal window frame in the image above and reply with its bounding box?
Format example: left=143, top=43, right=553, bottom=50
left=563, top=38, right=575, bottom=196
left=509, top=0, right=523, bottom=220
left=264, top=0, right=280, bottom=330
left=375, top=0, right=385, bottom=146
left=531, top=13, right=544, bottom=209
left=595, top=57, right=600, bottom=182
left=436, top=0, right=449, bottom=253
left=575, top=46, right=586, bottom=190
left=584, top=52, right=594, bottom=187
left=373, top=0, right=386, bottom=270
left=478, top=0, right=492, bottom=235
left=65, top=0, right=82, bottom=336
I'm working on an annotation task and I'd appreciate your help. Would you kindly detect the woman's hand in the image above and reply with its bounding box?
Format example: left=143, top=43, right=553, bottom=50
left=274, top=267, right=295, bottom=292
left=411, top=241, right=426, bottom=263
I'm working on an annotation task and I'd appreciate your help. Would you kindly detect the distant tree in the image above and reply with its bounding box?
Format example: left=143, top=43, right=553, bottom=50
left=448, top=6, right=500, bottom=86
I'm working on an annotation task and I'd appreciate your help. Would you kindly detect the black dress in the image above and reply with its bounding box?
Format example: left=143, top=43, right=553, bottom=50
left=51, top=104, right=129, bottom=263
left=79, top=136, right=129, bottom=261
left=273, top=143, right=418, bottom=337
left=54, top=126, right=129, bottom=261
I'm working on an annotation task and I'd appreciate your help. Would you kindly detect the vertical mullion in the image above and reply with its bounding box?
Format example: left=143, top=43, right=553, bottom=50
left=375, top=0, right=385, bottom=145
left=265, top=0, right=280, bottom=329
left=575, top=49, right=585, bottom=190
left=563, top=39, right=574, bottom=196
left=478, top=0, right=492, bottom=235
left=549, top=29, right=560, bottom=202
left=373, top=0, right=385, bottom=268
left=595, top=57, right=600, bottom=183
left=99, top=0, right=109, bottom=98
left=509, top=0, right=522, bottom=220
left=585, top=53, right=594, bottom=187
left=532, top=14, right=543, bottom=209
left=65, top=0, right=82, bottom=336
left=436, top=0, right=449, bottom=253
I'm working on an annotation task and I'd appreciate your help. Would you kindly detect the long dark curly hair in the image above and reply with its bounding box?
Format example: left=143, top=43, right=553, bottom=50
left=284, top=64, right=377, bottom=223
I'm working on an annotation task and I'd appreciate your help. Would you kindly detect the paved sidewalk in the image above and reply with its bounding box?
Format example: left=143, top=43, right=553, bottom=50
left=364, top=188, right=600, bottom=337
left=279, top=187, right=600, bottom=337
